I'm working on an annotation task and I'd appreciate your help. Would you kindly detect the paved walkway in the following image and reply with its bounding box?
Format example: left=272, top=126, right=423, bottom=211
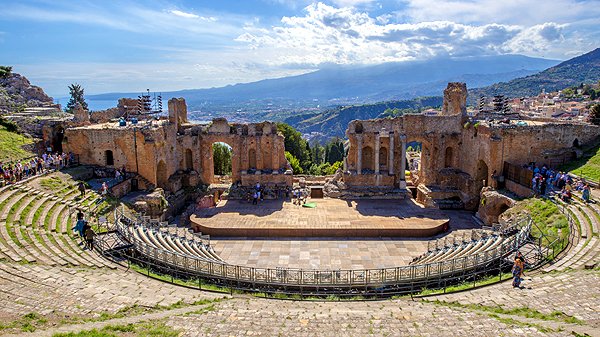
left=1, top=261, right=598, bottom=336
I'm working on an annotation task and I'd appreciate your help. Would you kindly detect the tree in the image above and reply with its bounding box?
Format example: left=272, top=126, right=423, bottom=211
left=277, top=123, right=311, bottom=171
left=285, top=151, right=303, bottom=174
left=0, top=66, right=12, bottom=78
left=589, top=104, right=600, bottom=126
left=65, top=83, right=88, bottom=112
left=213, top=143, right=232, bottom=175
left=324, top=138, right=345, bottom=164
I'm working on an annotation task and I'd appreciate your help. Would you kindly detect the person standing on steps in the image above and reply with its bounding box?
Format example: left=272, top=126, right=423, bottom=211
left=512, top=252, right=525, bottom=288
left=84, top=223, right=95, bottom=250
left=78, top=181, right=86, bottom=197
left=582, top=184, right=591, bottom=203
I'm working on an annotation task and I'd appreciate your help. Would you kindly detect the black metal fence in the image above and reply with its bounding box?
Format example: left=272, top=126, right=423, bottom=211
left=503, top=162, right=533, bottom=188
left=95, top=208, right=532, bottom=297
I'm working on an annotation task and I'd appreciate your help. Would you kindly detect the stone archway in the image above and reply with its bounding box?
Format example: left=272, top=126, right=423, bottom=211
left=379, top=146, right=388, bottom=171
left=185, top=149, right=193, bottom=171
left=444, top=146, right=453, bottom=168
left=362, top=146, right=374, bottom=171
left=248, top=148, right=257, bottom=169
left=476, top=160, right=489, bottom=188
left=156, top=160, right=168, bottom=188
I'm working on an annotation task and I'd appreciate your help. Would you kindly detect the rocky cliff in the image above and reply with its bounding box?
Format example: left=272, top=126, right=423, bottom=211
left=0, top=72, right=55, bottom=112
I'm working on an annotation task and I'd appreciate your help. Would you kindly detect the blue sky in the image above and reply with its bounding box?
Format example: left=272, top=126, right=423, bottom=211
left=0, top=0, right=599, bottom=97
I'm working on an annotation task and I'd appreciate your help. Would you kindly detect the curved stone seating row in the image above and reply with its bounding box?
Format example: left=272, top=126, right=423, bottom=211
left=120, top=218, right=223, bottom=263
left=544, top=195, right=600, bottom=271
left=413, top=233, right=509, bottom=265
left=413, top=229, right=502, bottom=265
left=0, top=181, right=115, bottom=269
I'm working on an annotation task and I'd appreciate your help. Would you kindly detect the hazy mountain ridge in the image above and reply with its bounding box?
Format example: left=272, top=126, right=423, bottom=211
left=470, top=48, right=600, bottom=99
left=87, top=54, right=558, bottom=112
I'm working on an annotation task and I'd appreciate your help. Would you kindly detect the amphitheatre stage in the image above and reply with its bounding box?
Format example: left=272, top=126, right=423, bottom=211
left=190, top=198, right=449, bottom=238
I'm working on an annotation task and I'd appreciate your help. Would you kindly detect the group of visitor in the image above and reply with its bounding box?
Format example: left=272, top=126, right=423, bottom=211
left=527, top=163, right=592, bottom=203
left=72, top=209, right=94, bottom=250
left=292, top=189, right=308, bottom=205
left=251, top=182, right=264, bottom=205
left=0, top=152, right=75, bottom=186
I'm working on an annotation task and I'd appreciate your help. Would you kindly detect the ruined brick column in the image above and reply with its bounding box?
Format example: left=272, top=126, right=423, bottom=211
left=389, top=132, right=394, bottom=175
left=375, top=133, right=380, bottom=174
left=356, top=135, right=362, bottom=175
left=399, top=134, right=407, bottom=188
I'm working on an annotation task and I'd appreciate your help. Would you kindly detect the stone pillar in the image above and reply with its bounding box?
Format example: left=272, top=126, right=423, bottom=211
left=356, top=135, right=362, bottom=175
left=272, top=136, right=279, bottom=170
left=399, top=134, right=407, bottom=188
left=389, top=132, right=394, bottom=175
left=374, top=134, right=380, bottom=174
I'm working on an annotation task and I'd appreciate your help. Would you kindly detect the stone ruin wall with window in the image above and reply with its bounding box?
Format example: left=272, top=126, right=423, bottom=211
left=62, top=82, right=599, bottom=209
left=63, top=98, right=291, bottom=193
left=343, top=82, right=600, bottom=210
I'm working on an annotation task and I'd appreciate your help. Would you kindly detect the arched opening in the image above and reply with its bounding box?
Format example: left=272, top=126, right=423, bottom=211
left=444, top=147, right=453, bottom=168
left=355, top=122, right=363, bottom=134
left=156, top=160, right=167, bottom=188
left=185, top=149, right=193, bottom=171
left=52, top=127, right=64, bottom=153
left=213, top=142, right=232, bottom=184
left=476, top=160, right=489, bottom=189
left=362, top=146, right=373, bottom=172
left=105, top=150, right=114, bottom=166
left=573, top=138, right=580, bottom=148
left=248, top=148, right=257, bottom=169
left=379, top=146, right=388, bottom=171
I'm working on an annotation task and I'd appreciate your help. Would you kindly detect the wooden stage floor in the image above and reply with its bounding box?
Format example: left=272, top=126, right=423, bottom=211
left=190, top=198, right=450, bottom=237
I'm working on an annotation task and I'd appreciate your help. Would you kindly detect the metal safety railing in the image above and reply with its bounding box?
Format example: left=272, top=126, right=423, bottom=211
left=95, top=207, right=532, bottom=296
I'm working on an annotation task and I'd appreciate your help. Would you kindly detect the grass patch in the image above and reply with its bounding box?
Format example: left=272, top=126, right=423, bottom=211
left=561, top=144, right=600, bottom=182
left=415, top=272, right=513, bottom=296
left=0, top=312, right=48, bottom=333
left=0, top=125, right=34, bottom=162
left=52, top=320, right=181, bottom=337
left=504, top=198, right=569, bottom=247
left=429, top=300, right=583, bottom=325
left=40, top=177, right=65, bottom=192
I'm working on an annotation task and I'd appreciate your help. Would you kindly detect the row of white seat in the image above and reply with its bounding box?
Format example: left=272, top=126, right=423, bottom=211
left=412, top=234, right=505, bottom=265
left=124, top=222, right=224, bottom=262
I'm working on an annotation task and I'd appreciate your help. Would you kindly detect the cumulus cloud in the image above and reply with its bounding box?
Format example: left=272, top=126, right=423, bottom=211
left=235, top=3, right=573, bottom=67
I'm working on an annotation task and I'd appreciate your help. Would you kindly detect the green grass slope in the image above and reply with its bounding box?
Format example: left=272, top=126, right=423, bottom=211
left=0, top=125, right=34, bottom=162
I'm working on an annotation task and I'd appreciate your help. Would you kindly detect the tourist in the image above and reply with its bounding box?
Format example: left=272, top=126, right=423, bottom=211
left=73, top=215, right=86, bottom=239
left=115, top=169, right=121, bottom=182
left=252, top=191, right=258, bottom=205
left=100, top=181, right=108, bottom=200
left=511, top=253, right=524, bottom=288
left=582, top=184, right=591, bottom=203
left=78, top=181, right=86, bottom=197
left=84, top=225, right=95, bottom=250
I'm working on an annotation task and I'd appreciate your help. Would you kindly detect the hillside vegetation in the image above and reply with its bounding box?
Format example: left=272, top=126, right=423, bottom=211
left=290, top=96, right=442, bottom=140
left=470, top=48, right=600, bottom=99
left=0, top=125, right=34, bottom=162
left=562, top=144, right=600, bottom=182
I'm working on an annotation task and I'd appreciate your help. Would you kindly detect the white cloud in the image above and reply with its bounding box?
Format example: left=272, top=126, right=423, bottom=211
left=168, top=9, right=217, bottom=22
left=235, top=3, right=578, bottom=67
left=169, top=10, right=199, bottom=19
left=403, top=0, right=600, bottom=26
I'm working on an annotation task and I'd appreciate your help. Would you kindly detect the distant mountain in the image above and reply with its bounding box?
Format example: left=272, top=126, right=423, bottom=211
left=470, top=48, right=600, bottom=99
left=88, top=54, right=558, bottom=117
left=291, top=97, right=443, bottom=141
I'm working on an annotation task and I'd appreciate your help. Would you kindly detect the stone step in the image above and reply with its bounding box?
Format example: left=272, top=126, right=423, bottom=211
left=21, top=226, right=59, bottom=266
left=572, top=236, right=599, bottom=269
left=35, top=228, right=80, bottom=266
